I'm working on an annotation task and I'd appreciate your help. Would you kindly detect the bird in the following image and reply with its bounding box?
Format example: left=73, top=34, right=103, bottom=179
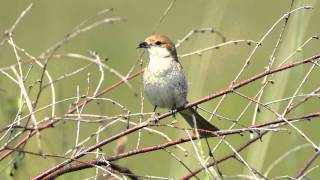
left=137, top=34, right=219, bottom=136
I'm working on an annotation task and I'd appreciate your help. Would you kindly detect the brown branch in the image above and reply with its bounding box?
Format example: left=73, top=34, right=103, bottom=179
left=1, top=54, right=319, bottom=164
left=286, top=87, right=320, bottom=114
left=44, top=161, right=139, bottom=180
left=0, top=54, right=317, bottom=178
left=181, top=131, right=268, bottom=180
left=5, top=147, right=139, bottom=180
left=34, top=112, right=320, bottom=179
left=0, top=69, right=142, bottom=160
left=27, top=54, right=320, bottom=179
left=181, top=113, right=320, bottom=179
left=295, top=150, right=320, bottom=178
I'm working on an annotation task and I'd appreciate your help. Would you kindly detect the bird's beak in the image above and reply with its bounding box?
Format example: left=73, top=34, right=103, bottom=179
left=137, top=41, right=149, bottom=49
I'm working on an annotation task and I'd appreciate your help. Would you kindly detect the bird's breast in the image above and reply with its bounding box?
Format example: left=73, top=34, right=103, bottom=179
left=143, top=58, right=188, bottom=108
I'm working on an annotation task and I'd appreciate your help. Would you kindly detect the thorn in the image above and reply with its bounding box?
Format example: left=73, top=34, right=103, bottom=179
left=259, top=136, right=263, bottom=142
left=13, top=162, right=18, bottom=169
left=304, top=6, right=313, bottom=9
left=312, top=36, right=319, bottom=40
left=4, top=30, right=10, bottom=36
left=269, top=80, right=275, bottom=84
left=184, top=152, right=188, bottom=157
left=88, top=50, right=98, bottom=57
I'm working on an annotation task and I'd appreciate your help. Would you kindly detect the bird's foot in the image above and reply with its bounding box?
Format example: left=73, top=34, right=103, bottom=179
left=150, top=112, right=160, bottom=125
left=171, top=105, right=177, bottom=119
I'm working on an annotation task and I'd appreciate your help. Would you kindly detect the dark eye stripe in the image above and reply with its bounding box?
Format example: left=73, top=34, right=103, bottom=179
left=154, top=41, right=162, bottom=45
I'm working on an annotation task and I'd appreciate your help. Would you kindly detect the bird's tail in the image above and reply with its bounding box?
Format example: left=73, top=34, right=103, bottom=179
left=179, top=108, right=219, bottom=137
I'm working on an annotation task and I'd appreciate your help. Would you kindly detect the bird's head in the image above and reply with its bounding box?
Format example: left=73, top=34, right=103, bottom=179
left=138, top=35, right=177, bottom=59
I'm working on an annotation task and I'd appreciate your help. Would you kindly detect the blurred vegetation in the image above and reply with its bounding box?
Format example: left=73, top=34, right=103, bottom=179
left=0, top=0, right=319, bottom=179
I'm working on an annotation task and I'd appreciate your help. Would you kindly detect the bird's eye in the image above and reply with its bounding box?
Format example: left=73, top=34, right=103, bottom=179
left=154, top=41, right=162, bottom=46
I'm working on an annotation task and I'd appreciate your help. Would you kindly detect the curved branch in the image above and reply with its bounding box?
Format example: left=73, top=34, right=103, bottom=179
left=2, top=54, right=319, bottom=179
left=35, top=112, right=319, bottom=179
left=295, top=150, right=320, bottom=179
left=45, top=161, right=139, bottom=180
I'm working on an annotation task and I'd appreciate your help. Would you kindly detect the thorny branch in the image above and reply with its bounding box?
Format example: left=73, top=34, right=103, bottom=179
left=31, top=55, right=320, bottom=179
left=29, top=112, right=320, bottom=179
left=0, top=2, right=319, bottom=180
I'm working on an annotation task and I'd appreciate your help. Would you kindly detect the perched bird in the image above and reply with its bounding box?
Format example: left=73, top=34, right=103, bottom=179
left=138, top=34, right=219, bottom=136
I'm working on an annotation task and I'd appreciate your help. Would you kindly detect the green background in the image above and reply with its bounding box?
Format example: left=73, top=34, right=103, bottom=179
left=0, top=0, right=319, bottom=179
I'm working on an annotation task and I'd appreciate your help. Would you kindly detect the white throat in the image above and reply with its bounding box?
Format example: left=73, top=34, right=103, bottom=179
left=146, top=48, right=176, bottom=75
left=147, top=46, right=172, bottom=60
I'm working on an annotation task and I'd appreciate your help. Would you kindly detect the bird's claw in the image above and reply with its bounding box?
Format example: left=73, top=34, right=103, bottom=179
left=150, top=113, right=159, bottom=125
left=171, top=105, right=177, bottom=119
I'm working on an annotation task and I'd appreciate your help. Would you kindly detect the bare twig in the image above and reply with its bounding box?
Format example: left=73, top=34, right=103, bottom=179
left=34, top=111, right=320, bottom=179
left=295, top=150, right=320, bottom=179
